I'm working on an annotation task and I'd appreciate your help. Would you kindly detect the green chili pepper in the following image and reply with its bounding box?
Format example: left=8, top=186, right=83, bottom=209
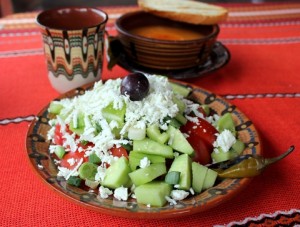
left=217, top=145, right=295, bottom=179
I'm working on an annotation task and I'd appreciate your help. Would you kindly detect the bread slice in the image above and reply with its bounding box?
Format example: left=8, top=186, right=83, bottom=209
left=138, top=0, right=228, bottom=25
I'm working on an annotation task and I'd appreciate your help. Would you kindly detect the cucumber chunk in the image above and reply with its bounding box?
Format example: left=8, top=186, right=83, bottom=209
left=78, top=162, right=98, bottom=181
left=69, top=111, right=85, bottom=134
left=172, top=96, right=186, bottom=113
left=170, top=82, right=192, bottom=98
left=165, top=171, right=180, bottom=185
left=85, top=179, right=100, bottom=189
left=133, top=138, right=174, bottom=158
left=168, top=154, right=192, bottom=190
left=134, top=181, right=172, bottom=207
left=129, top=150, right=165, bottom=171
left=102, top=102, right=126, bottom=127
left=232, top=139, right=245, bottom=154
left=102, top=157, right=131, bottom=189
left=167, top=125, right=194, bottom=155
left=202, top=169, right=218, bottom=190
left=146, top=124, right=169, bottom=145
left=191, top=162, right=208, bottom=193
left=128, top=125, right=146, bottom=140
left=54, top=145, right=66, bottom=159
left=217, top=113, right=236, bottom=136
left=129, top=163, right=166, bottom=186
left=201, top=104, right=210, bottom=116
left=174, top=113, right=187, bottom=125
left=48, top=101, right=63, bottom=115
left=211, top=148, right=239, bottom=163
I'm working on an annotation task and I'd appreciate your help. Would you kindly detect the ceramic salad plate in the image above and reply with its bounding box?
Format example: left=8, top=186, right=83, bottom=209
left=26, top=79, right=261, bottom=219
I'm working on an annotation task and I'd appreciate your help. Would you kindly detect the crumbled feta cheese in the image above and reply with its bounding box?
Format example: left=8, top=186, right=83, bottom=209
left=67, top=158, right=76, bottom=166
left=171, top=190, right=189, bottom=201
left=49, top=145, right=57, bottom=154
left=99, top=186, right=113, bottom=199
left=37, top=164, right=43, bottom=169
left=57, top=158, right=83, bottom=180
left=139, top=157, right=150, bottom=168
left=165, top=196, right=177, bottom=205
left=114, top=186, right=128, bottom=201
left=189, top=188, right=195, bottom=195
left=94, top=166, right=106, bottom=182
left=213, top=129, right=236, bottom=152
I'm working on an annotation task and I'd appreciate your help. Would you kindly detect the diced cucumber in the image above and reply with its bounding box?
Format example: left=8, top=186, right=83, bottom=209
left=191, top=162, right=208, bottom=193
left=133, top=138, right=174, bottom=159
left=232, top=139, right=245, bottom=155
left=174, top=113, right=187, bottom=125
left=54, top=145, right=66, bottom=159
left=78, top=162, right=98, bottom=181
left=211, top=148, right=239, bottom=163
left=146, top=124, right=169, bottom=145
left=67, top=176, right=82, bottom=187
left=69, top=111, right=85, bottom=134
left=172, top=96, right=186, bottom=113
left=88, top=152, right=101, bottom=164
left=129, top=163, right=166, bottom=186
left=102, top=157, right=131, bottom=189
left=165, top=171, right=180, bottom=185
left=134, top=181, right=172, bottom=207
left=129, top=150, right=165, bottom=171
left=85, top=179, right=100, bottom=189
left=48, top=101, right=63, bottom=115
left=201, top=104, right=210, bottom=116
left=168, top=154, right=192, bottom=190
left=217, top=113, right=236, bottom=136
left=167, top=125, right=194, bottom=155
left=128, top=125, right=146, bottom=140
left=102, top=102, right=126, bottom=127
left=202, top=169, right=218, bottom=190
left=168, top=117, right=182, bottom=129
left=170, top=82, right=192, bottom=98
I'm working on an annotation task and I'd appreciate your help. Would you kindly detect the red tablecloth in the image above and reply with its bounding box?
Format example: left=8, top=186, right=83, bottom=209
left=1, top=3, right=300, bottom=226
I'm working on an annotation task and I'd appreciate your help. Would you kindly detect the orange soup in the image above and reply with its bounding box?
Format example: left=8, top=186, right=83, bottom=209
left=130, top=25, right=205, bottom=41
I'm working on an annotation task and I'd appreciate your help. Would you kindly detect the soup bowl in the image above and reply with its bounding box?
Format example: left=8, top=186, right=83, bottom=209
left=115, top=11, right=220, bottom=70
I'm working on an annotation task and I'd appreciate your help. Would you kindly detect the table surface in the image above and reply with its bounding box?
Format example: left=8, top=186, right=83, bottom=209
left=1, top=3, right=300, bottom=226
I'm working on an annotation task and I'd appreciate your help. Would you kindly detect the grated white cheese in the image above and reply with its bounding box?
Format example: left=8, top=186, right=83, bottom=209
left=57, top=158, right=83, bottom=180
left=171, top=190, right=189, bottom=201
left=114, top=186, right=128, bottom=201
left=67, top=158, right=76, bottom=166
left=213, top=129, right=236, bottom=152
left=99, top=186, right=113, bottom=199
left=139, top=157, right=151, bottom=169
left=94, top=166, right=107, bottom=182
left=165, top=196, right=177, bottom=205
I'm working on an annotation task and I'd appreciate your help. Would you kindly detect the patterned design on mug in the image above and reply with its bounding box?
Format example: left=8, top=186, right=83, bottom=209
left=41, top=25, right=104, bottom=81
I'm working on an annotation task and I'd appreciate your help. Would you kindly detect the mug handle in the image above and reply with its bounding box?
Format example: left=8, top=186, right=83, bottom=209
left=104, top=31, right=124, bottom=70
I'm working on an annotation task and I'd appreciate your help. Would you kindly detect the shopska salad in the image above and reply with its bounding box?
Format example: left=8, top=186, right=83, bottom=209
left=47, top=73, right=245, bottom=207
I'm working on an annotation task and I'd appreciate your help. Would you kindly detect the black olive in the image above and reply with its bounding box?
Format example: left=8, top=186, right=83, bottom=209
left=120, top=73, right=150, bottom=101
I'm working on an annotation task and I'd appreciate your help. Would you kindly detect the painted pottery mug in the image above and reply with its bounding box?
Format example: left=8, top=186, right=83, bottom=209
left=36, top=7, right=108, bottom=93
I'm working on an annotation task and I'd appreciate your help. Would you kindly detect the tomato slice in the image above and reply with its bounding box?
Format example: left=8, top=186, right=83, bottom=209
left=54, top=124, right=64, bottom=145
left=110, top=146, right=128, bottom=159
left=180, top=117, right=218, bottom=165
left=60, top=151, right=88, bottom=170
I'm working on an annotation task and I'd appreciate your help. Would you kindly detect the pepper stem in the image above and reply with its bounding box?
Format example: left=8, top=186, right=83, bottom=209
left=264, top=145, right=295, bottom=166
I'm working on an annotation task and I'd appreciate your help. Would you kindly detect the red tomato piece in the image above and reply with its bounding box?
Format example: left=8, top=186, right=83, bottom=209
left=60, top=151, right=88, bottom=169
left=54, top=124, right=64, bottom=145
left=110, top=146, right=128, bottom=159
left=180, top=117, right=218, bottom=165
